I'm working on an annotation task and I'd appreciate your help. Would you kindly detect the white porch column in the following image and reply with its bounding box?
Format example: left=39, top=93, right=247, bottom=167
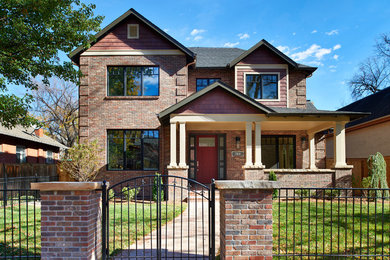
left=254, top=122, right=264, bottom=168
left=245, top=122, right=253, bottom=167
left=308, top=132, right=317, bottom=169
left=333, top=121, right=347, bottom=168
left=169, top=122, right=177, bottom=167
left=178, top=122, right=187, bottom=167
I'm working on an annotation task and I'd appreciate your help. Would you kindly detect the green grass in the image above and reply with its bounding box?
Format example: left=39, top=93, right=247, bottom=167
left=273, top=199, right=390, bottom=258
left=108, top=201, right=186, bottom=256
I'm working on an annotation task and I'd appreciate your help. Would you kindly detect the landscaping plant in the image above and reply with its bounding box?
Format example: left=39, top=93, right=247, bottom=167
left=121, top=187, right=140, bottom=201
left=367, top=152, right=389, bottom=197
left=152, top=173, right=164, bottom=201
left=269, top=170, right=278, bottom=198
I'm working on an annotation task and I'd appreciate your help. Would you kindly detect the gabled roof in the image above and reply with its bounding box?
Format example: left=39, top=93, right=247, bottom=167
left=69, top=8, right=195, bottom=65
left=338, top=87, right=390, bottom=128
left=0, top=124, right=67, bottom=149
left=158, top=81, right=275, bottom=120
left=189, top=47, right=245, bottom=68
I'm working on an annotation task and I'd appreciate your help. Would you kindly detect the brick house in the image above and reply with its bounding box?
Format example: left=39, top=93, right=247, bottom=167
left=69, top=9, right=366, bottom=187
left=0, top=125, right=64, bottom=164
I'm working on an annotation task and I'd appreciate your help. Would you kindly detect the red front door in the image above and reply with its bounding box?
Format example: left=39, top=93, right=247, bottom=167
left=196, top=135, right=218, bottom=184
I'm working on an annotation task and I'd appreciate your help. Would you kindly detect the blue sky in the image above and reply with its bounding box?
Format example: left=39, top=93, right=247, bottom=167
left=15, top=0, right=390, bottom=110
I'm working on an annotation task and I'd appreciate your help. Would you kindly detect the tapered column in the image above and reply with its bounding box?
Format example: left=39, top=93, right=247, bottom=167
left=309, top=132, right=317, bottom=169
left=333, top=122, right=347, bottom=168
left=169, top=122, right=177, bottom=167
left=244, top=122, right=253, bottom=167
left=178, top=122, right=187, bottom=167
left=254, top=122, right=264, bottom=168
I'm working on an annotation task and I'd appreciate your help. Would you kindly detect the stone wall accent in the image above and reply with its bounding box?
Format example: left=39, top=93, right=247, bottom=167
left=332, top=167, right=353, bottom=188
left=288, top=70, right=307, bottom=109
left=242, top=167, right=266, bottom=180
left=31, top=182, right=103, bottom=260
left=167, top=168, right=188, bottom=201
left=264, top=169, right=335, bottom=188
left=215, top=180, right=279, bottom=259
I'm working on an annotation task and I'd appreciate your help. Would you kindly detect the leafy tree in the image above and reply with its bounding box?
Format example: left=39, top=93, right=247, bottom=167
left=0, top=0, right=103, bottom=128
left=349, top=34, right=390, bottom=99
left=60, top=140, right=102, bottom=182
left=367, top=152, right=389, bottom=197
left=32, top=78, right=78, bottom=147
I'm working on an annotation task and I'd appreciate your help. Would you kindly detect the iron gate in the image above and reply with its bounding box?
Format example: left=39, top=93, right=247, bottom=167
left=101, top=175, right=215, bottom=259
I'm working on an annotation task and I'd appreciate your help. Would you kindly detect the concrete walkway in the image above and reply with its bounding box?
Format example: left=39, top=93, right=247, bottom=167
left=114, top=193, right=220, bottom=259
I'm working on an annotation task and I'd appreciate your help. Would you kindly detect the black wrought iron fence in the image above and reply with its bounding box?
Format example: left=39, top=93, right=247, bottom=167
left=0, top=189, right=41, bottom=258
left=274, top=187, right=390, bottom=259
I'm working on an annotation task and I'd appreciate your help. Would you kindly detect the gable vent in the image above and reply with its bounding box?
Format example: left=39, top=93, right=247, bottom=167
left=127, top=24, right=139, bottom=39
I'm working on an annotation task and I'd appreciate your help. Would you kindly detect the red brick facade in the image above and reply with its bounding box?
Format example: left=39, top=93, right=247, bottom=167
left=76, top=10, right=331, bottom=187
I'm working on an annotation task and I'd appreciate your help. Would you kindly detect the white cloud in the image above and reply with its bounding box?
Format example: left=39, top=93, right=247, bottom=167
left=238, top=33, right=250, bottom=40
left=329, top=65, right=337, bottom=69
left=276, top=45, right=290, bottom=55
left=291, top=44, right=332, bottom=61
left=185, top=37, right=191, bottom=41
left=305, top=60, right=324, bottom=66
left=163, top=28, right=169, bottom=32
left=311, top=30, right=317, bottom=34
left=190, top=29, right=205, bottom=36
left=333, top=54, right=339, bottom=60
left=194, top=35, right=203, bottom=41
left=326, top=29, right=339, bottom=36
left=333, top=44, right=341, bottom=50
left=292, top=32, right=296, bottom=36
left=223, top=42, right=240, bottom=48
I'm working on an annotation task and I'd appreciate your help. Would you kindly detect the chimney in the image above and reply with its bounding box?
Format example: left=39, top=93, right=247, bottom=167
left=34, top=128, right=44, bottom=137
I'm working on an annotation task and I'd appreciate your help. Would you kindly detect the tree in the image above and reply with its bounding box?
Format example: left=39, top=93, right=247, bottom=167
left=349, top=33, right=390, bottom=99
left=60, top=140, right=102, bottom=182
left=32, top=78, right=78, bottom=147
left=0, top=0, right=103, bottom=128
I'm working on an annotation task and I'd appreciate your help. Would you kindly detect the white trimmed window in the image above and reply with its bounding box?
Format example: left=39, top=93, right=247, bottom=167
left=46, top=150, right=53, bottom=164
left=246, top=74, right=278, bottom=99
left=127, top=24, right=139, bottom=39
left=16, top=146, right=26, bottom=163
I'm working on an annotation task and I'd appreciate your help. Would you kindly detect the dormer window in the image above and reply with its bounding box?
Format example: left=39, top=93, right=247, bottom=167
left=127, top=24, right=139, bottom=39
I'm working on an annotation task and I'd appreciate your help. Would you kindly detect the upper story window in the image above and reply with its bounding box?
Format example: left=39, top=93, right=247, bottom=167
left=246, top=74, right=278, bottom=100
left=127, top=24, right=139, bottom=39
left=16, top=146, right=26, bottom=163
left=196, top=78, right=220, bottom=92
left=46, top=150, right=53, bottom=164
left=107, top=130, right=159, bottom=171
left=107, top=66, right=159, bottom=96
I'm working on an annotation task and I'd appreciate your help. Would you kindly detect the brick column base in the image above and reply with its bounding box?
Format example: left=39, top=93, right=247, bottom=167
left=167, top=167, right=188, bottom=201
left=332, top=166, right=353, bottom=188
left=31, top=182, right=104, bottom=260
left=242, top=167, right=266, bottom=180
left=215, top=180, right=279, bottom=260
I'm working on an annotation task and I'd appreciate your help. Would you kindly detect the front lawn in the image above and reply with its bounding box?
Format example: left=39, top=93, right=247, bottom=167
left=0, top=201, right=186, bottom=257
left=273, top=199, right=390, bottom=257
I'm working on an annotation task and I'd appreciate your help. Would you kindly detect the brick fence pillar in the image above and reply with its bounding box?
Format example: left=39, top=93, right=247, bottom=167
left=215, top=180, right=279, bottom=260
left=31, top=182, right=104, bottom=260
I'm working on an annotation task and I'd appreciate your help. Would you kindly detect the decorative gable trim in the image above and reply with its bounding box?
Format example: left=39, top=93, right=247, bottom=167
left=69, top=8, right=195, bottom=65
left=158, top=81, right=275, bottom=120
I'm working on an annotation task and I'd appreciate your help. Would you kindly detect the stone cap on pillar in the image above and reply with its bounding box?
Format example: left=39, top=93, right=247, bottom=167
left=31, top=181, right=107, bottom=191
left=215, top=180, right=279, bottom=190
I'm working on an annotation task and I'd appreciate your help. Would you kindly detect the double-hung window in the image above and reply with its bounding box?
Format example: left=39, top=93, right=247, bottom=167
left=107, top=130, right=159, bottom=171
left=107, top=66, right=159, bottom=96
left=16, top=146, right=26, bottom=163
left=196, top=78, right=220, bottom=92
left=246, top=74, right=278, bottom=99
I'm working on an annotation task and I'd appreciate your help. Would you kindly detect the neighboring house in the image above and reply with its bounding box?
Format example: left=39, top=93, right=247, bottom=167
left=0, top=125, right=65, bottom=164
left=326, top=87, right=390, bottom=186
left=69, top=9, right=366, bottom=188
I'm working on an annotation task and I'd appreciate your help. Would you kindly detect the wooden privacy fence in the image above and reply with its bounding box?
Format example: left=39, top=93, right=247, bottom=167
left=0, top=163, right=58, bottom=191
left=326, top=156, right=390, bottom=187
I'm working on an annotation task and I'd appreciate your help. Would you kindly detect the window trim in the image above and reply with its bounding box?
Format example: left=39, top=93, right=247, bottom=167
left=196, top=78, right=221, bottom=92
left=243, top=72, right=280, bottom=101
left=16, top=145, right=26, bottom=163
left=107, top=66, right=160, bottom=97
left=127, top=24, right=139, bottom=39
left=261, top=135, right=296, bottom=169
left=107, top=129, right=160, bottom=171
left=46, top=150, right=54, bottom=164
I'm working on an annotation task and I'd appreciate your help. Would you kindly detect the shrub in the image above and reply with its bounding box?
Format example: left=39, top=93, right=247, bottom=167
left=152, top=173, right=164, bottom=201
left=108, top=189, right=115, bottom=200
left=60, top=139, right=102, bottom=181
left=121, top=187, right=140, bottom=201
left=269, top=170, right=278, bottom=198
left=295, top=189, right=310, bottom=198
left=367, top=152, right=389, bottom=197
left=325, top=189, right=340, bottom=199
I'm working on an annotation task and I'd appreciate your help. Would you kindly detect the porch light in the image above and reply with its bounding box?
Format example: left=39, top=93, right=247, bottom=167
left=235, top=136, right=241, bottom=149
